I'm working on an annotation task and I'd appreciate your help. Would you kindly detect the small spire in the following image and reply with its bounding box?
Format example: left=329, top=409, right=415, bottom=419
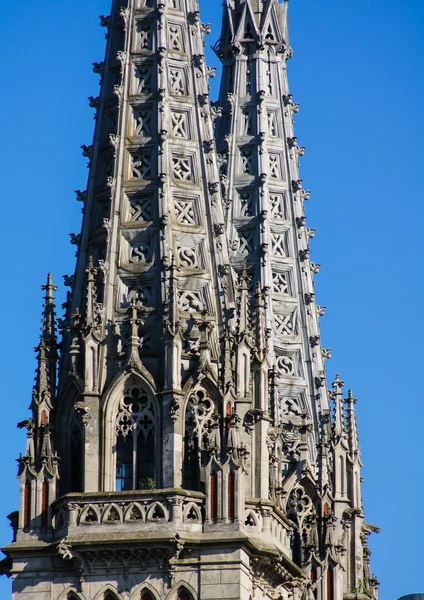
left=253, top=282, right=265, bottom=358
left=40, top=423, right=58, bottom=474
left=84, top=256, right=97, bottom=326
left=317, top=421, right=331, bottom=489
left=331, top=373, right=344, bottom=437
left=127, top=299, right=143, bottom=351
left=165, top=254, right=180, bottom=334
left=345, top=389, right=359, bottom=456
left=237, top=264, right=250, bottom=337
left=17, top=420, right=35, bottom=476
left=33, top=275, right=58, bottom=412
left=40, top=273, right=57, bottom=344
left=198, top=310, right=214, bottom=375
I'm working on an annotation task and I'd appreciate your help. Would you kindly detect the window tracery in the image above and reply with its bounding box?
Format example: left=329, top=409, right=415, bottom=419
left=287, top=485, right=318, bottom=567
left=183, top=389, right=219, bottom=490
left=116, top=385, right=156, bottom=491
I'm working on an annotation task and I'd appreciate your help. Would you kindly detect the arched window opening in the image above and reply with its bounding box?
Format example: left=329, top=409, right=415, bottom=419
left=291, top=530, right=302, bottom=566
left=243, top=353, right=249, bottom=396
left=355, top=471, right=361, bottom=507
left=210, top=472, right=218, bottom=521
left=116, top=431, right=133, bottom=490
left=70, top=416, right=83, bottom=493
left=225, top=402, right=231, bottom=431
left=177, top=587, right=193, bottom=600
left=183, top=433, right=199, bottom=491
left=183, top=389, right=219, bottom=492
left=67, top=594, right=80, bottom=600
left=23, top=481, right=31, bottom=529
left=41, top=480, right=48, bottom=527
left=311, top=567, right=318, bottom=599
left=105, top=593, right=118, bottom=600
left=327, top=568, right=334, bottom=600
left=141, top=591, right=154, bottom=600
left=116, top=386, right=156, bottom=491
left=228, top=471, right=235, bottom=521
left=340, top=456, right=345, bottom=496
left=287, top=486, right=313, bottom=567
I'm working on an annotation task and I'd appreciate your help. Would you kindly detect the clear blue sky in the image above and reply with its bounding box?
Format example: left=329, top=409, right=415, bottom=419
left=0, top=0, right=423, bottom=598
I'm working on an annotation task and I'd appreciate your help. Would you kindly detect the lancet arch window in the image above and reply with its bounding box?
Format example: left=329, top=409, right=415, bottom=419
left=176, top=587, right=194, bottom=600
left=115, top=385, right=156, bottom=491
left=69, top=413, right=83, bottom=493
left=183, top=388, right=220, bottom=491
left=23, top=480, right=31, bottom=529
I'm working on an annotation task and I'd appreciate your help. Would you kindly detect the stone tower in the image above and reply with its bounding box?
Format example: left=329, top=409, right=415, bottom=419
left=1, top=0, right=379, bottom=599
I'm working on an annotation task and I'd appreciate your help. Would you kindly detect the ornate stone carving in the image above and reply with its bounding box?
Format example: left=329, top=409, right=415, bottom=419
left=129, top=240, right=152, bottom=264
left=169, top=24, right=184, bottom=52
left=134, top=65, right=152, bottom=94
left=172, top=156, right=192, bottom=181
left=134, top=109, right=152, bottom=136
left=178, top=290, right=203, bottom=313
left=132, top=153, right=152, bottom=179
left=272, top=271, right=289, bottom=295
left=129, top=196, right=153, bottom=222
left=137, top=22, right=153, bottom=50
left=169, top=66, right=187, bottom=96
left=116, top=386, right=155, bottom=441
left=171, top=111, right=189, bottom=138
left=186, top=389, right=220, bottom=453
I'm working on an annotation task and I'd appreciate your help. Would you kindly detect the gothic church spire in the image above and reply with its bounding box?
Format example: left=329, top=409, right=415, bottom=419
left=2, top=2, right=379, bottom=600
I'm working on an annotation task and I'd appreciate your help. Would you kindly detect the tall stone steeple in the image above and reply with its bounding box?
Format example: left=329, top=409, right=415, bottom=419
left=55, top=0, right=234, bottom=496
left=2, top=1, right=379, bottom=599
left=215, top=0, right=329, bottom=467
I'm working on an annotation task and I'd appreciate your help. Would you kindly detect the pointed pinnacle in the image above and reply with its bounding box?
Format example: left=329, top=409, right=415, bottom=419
left=85, top=255, right=96, bottom=279
left=253, top=283, right=266, bottom=355
left=345, top=388, right=359, bottom=455
left=346, top=388, right=356, bottom=404
left=332, top=373, right=344, bottom=390
left=40, top=273, right=57, bottom=344
left=41, top=273, right=57, bottom=305
left=332, top=373, right=345, bottom=438
left=166, top=254, right=180, bottom=332
left=240, top=263, right=249, bottom=287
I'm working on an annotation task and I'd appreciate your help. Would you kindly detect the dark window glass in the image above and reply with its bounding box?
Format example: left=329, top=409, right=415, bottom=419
left=183, top=433, right=199, bottom=491
left=116, top=432, right=134, bottom=491
left=137, top=429, right=155, bottom=489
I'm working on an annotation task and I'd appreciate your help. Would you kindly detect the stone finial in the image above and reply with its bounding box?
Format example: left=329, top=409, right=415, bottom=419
left=164, top=254, right=180, bottom=335
left=331, top=374, right=344, bottom=437
left=236, top=264, right=250, bottom=337
left=345, top=389, right=359, bottom=456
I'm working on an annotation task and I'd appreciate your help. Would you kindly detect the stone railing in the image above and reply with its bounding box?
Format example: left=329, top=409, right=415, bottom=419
left=52, top=488, right=205, bottom=539
left=51, top=489, right=292, bottom=560
left=242, top=498, right=292, bottom=555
